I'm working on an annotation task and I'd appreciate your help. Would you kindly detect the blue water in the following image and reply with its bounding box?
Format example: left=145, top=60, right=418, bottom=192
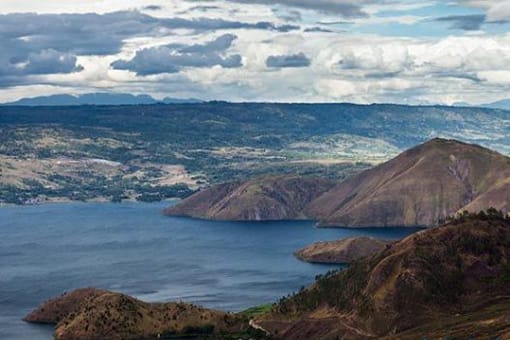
left=0, top=201, right=421, bottom=339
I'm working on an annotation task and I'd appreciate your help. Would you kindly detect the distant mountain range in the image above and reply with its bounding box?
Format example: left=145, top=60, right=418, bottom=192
left=2, top=93, right=509, bottom=109
left=483, top=99, right=510, bottom=110
left=453, top=99, right=510, bottom=110
left=2, top=93, right=202, bottom=106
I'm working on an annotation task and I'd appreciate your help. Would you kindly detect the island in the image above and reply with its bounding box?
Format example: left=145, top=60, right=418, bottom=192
left=294, top=237, right=392, bottom=264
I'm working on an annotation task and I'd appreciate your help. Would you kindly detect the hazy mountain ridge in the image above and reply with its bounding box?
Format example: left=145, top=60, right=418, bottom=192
left=5, top=94, right=510, bottom=110
left=453, top=99, right=510, bottom=111
left=483, top=99, right=510, bottom=110
left=2, top=93, right=202, bottom=106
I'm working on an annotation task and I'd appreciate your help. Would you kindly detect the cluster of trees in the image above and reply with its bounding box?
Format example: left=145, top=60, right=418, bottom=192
left=0, top=180, right=195, bottom=205
left=276, top=263, right=371, bottom=317
left=441, top=208, right=509, bottom=225
left=275, top=208, right=510, bottom=321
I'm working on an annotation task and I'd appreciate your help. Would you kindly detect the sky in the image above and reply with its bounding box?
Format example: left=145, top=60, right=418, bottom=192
left=0, top=0, right=509, bottom=105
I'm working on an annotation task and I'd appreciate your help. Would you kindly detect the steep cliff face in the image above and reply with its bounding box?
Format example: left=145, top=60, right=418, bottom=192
left=308, top=138, right=510, bottom=227
left=257, top=213, right=510, bottom=339
left=164, top=176, right=336, bottom=221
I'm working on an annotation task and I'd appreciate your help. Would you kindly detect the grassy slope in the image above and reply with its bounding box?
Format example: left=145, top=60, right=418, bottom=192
left=257, top=212, right=510, bottom=339
left=25, top=289, right=249, bottom=340
left=308, top=138, right=510, bottom=227
left=165, top=176, right=336, bottom=221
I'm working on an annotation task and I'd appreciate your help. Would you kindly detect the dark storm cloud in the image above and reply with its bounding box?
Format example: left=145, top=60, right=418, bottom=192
left=435, top=14, right=486, bottom=30
left=431, top=71, right=482, bottom=82
left=180, top=33, right=237, bottom=53
left=21, top=50, right=83, bottom=75
left=188, top=5, right=222, bottom=12
left=223, top=0, right=368, bottom=17
left=111, top=34, right=242, bottom=75
left=266, top=53, right=311, bottom=68
left=0, top=11, right=298, bottom=56
left=304, top=26, right=334, bottom=33
left=0, top=10, right=298, bottom=84
left=143, top=5, right=163, bottom=10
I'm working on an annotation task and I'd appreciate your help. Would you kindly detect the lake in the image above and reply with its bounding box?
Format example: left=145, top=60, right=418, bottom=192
left=0, top=201, right=421, bottom=339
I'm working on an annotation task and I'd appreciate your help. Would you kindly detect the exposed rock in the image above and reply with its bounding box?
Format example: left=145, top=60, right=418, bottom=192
left=294, top=237, right=391, bottom=264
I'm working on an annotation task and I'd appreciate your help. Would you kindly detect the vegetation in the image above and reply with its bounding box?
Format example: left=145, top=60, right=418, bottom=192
left=0, top=180, right=194, bottom=205
left=240, top=304, right=274, bottom=318
left=2, top=102, right=509, bottom=205
left=276, top=264, right=371, bottom=316
left=258, top=209, right=510, bottom=339
left=441, top=207, right=509, bottom=224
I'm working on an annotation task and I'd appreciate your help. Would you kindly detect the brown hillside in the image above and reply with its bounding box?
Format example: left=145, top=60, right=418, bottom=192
left=25, top=289, right=247, bottom=340
left=164, top=176, right=336, bottom=221
left=256, top=212, right=510, bottom=339
left=308, top=138, right=510, bottom=226
left=294, top=237, right=391, bottom=264
left=23, top=288, right=109, bottom=324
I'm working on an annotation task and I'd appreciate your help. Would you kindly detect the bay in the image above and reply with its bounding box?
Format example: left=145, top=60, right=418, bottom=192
left=0, top=201, right=421, bottom=339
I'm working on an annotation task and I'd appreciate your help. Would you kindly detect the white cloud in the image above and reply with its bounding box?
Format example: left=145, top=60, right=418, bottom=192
left=486, top=1, right=510, bottom=22
left=0, top=0, right=509, bottom=106
left=478, top=70, right=510, bottom=85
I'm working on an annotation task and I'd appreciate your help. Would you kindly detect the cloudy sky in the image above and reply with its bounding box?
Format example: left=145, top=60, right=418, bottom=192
left=1, top=0, right=510, bottom=104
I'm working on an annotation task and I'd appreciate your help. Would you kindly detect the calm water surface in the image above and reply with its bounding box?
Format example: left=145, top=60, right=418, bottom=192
left=0, top=201, right=421, bottom=339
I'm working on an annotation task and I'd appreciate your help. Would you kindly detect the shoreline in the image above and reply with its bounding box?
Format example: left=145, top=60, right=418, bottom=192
left=0, top=197, right=181, bottom=208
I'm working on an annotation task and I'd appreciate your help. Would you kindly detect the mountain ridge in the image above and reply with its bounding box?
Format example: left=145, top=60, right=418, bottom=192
left=309, top=138, right=510, bottom=226
left=165, top=176, right=336, bottom=221
left=166, top=138, right=510, bottom=227
left=2, top=93, right=202, bottom=106
left=256, top=212, right=510, bottom=339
